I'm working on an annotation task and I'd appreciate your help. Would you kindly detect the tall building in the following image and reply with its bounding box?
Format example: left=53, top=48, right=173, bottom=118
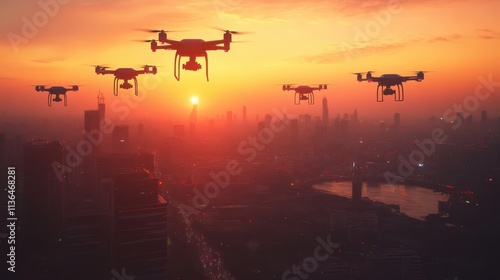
left=227, top=111, right=233, bottom=127
left=0, top=133, right=6, bottom=170
left=190, top=104, right=197, bottom=124
left=84, top=110, right=100, bottom=133
left=394, top=112, right=401, bottom=129
left=322, top=96, right=329, bottom=125
left=98, top=90, right=105, bottom=122
left=112, top=125, right=129, bottom=153
left=61, top=157, right=167, bottom=279
left=352, top=180, right=362, bottom=207
left=352, top=109, right=358, bottom=124
left=481, top=110, right=488, bottom=128
left=23, top=140, right=64, bottom=245
left=289, top=119, right=299, bottom=142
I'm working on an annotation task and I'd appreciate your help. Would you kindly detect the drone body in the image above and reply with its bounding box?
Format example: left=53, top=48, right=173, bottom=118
left=142, top=29, right=243, bottom=81
left=94, top=65, right=157, bottom=96
left=34, top=85, right=79, bottom=106
left=356, top=71, right=425, bottom=102
left=282, top=84, right=328, bottom=105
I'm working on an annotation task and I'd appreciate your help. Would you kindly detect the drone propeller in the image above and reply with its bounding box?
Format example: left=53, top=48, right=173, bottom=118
left=134, top=28, right=186, bottom=33
left=351, top=71, right=375, bottom=75
left=138, top=64, right=163, bottom=68
left=412, top=70, right=432, bottom=74
left=211, top=27, right=252, bottom=35
left=132, top=39, right=156, bottom=43
left=85, top=64, right=110, bottom=69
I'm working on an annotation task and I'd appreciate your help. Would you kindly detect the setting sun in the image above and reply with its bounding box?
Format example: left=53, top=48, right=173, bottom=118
left=191, top=96, right=199, bottom=104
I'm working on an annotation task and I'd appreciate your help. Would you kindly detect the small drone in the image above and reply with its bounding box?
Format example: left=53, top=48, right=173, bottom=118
left=94, top=65, right=157, bottom=96
left=139, top=28, right=248, bottom=81
left=282, top=84, right=328, bottom=105
left=355, top=71, right=425, bottom=102
left=34, top=85, right=79, bottom=106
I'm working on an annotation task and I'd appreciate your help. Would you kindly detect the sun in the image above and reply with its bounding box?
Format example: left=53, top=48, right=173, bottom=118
left=190, top=96, right=199, bottom=104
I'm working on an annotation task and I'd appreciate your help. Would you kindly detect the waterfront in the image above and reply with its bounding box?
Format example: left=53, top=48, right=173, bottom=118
left=314, top=181, right=450, bottom=220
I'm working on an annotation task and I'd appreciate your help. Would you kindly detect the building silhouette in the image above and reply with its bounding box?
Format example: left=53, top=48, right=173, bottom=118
left=322, top=96, right=329, bottom=125
left=481, top=110, right=488, bottom=128
left=394, top=113, right=401, bottom=130
left=112, top=125, right=130, bottom=153
left=242, top=106, right=247, bottom=123
left=98, top=90, right=105, bottom=122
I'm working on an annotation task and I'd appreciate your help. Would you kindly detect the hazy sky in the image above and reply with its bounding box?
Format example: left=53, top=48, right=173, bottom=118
left=1, top=0, right=499, bottom=123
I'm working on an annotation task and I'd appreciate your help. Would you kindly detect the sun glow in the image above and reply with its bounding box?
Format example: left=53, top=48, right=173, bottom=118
left=191, top=96, right=199, bottom=104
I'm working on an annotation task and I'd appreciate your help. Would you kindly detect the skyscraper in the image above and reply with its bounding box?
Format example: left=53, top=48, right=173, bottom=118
left=98, top=90, right=105, bottom=122
left=394, top=113, right=401, bottom=129
left=190, top=104, right=197, bottom=124
left=23, top=140, right=64, bottom=246
left=84, top=110, right=100, bottom=133
left=481, top=110, right=488, bottom=128
left=112, top=125, right=129, bottom=153
left=227, top=111, right=233, bottom=127
left=353, top=109, right=358, bottom=124
left=322, top=96, right=329, bottom=125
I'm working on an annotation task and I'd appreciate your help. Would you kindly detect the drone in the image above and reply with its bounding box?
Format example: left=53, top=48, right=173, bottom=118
left=282, top=84, right=328, bottom=105
left=93, top=65, right=157, bottom=96
left=355, top=71, right=425, bottom=102
left=139, top=28, right=248, bottom=81
left=34, top=85, right=79, bottom=106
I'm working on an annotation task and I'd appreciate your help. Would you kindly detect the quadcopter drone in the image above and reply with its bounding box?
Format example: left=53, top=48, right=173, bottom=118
left=355, top=71, right=425, bottom=102
left=93, top=65, right=157, bottom=96
left=282, top=84, right=328, bottom=105
left=139, top=28, right=248, bottom=81
left=34, top=85, right=79, bottom=106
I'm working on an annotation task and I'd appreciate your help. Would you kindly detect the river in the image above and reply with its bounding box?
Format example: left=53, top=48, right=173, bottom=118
left=313, top=181, right=450, bottom=220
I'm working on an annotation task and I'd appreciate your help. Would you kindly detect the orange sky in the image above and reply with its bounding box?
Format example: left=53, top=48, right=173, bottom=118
left=1, top=0, right=500, bottom=124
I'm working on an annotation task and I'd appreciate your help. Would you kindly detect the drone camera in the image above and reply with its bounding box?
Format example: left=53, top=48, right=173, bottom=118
left=383, top=88, right=395, bottom=95
left=183, top=61, right=202, bottom=71
left=72, top=85, right=79, bottom=91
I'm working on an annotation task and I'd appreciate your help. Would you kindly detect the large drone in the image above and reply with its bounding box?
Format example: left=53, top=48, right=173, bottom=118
left=355, top=71, right=425, bottom=102
left=94, top=65, right=157, bottom=96
left=34, top=85, right=79, bottom=106
left=139, top=28, right=248, bottom=81
left=282, top=84, right=328, bottom=105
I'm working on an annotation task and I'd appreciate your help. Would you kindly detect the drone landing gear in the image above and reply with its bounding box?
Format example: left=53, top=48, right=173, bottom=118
left=295, top=93, right=314, bottom=105
left=174, top=52, right=209, bottom=81
left=114, top=77, right=139, bottom=96
left=48, top=94, right=67, bottom=106
left=376, top=84, right=404, bottom=102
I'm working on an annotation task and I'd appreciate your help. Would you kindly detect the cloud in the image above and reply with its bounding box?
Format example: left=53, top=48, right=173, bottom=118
left=475, top=28, right=500, bottom=40
left=31, top=57, right=66, bottom=63
left=294, top=32, right=478, bottom=64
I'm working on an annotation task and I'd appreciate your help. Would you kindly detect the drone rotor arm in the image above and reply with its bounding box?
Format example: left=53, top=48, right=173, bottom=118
left=133, top=76, right=139, bottom=96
